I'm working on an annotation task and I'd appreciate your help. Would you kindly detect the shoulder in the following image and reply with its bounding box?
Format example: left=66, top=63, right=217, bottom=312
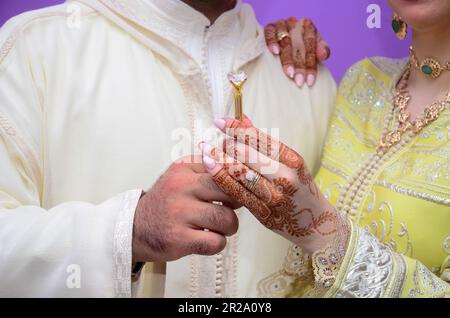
left=339, top=57, right=408, bottom=90
left=0, top=2, right=97, bottom=66
left=336, top=56, right=407, bottom=104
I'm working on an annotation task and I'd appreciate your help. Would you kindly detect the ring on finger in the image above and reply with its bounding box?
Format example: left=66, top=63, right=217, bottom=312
left=245, top=170, right=262, bottom=192
left=277, top=31, right=290, bottom=42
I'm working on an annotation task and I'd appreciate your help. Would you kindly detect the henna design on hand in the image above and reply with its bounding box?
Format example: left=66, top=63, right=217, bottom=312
left=279, top=144, right=317, bottom=196
left=303, top=19, right=318, bottom=71
left=213, top=169, right=272, bottom=221
left=208, top=117, right=339, bottom=252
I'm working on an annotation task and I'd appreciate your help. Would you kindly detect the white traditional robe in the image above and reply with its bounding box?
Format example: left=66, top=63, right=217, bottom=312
left=0, top=0, right=336, bottom=297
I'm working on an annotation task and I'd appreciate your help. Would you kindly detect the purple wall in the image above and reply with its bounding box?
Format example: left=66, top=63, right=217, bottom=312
left=0, top=0, right=410, bottom=81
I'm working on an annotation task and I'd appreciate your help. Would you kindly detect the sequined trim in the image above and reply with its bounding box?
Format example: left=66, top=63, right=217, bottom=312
left=257, top=245, right=312, bottom=298
left=444, top=236, right=450, bottom=255
left=408, top=262, right=450, bottom=298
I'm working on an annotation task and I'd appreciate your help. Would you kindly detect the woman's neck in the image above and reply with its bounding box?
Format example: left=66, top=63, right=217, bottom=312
left=409, top=22, right=450, bottom=91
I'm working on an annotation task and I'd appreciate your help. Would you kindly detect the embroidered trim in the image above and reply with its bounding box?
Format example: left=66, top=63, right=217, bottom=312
left=113, top=189, right=142, bottom=298
left=257, top=245, right=312, bottom=297
left=0, top=7, right=94, bottom=66
left=309, top=208, right=352, bottom=294
left=408, top=261, right=450, bottom=298
left=0, top=111, right=42, bottom=193
left=335, top=228, right=404, bottom=298
left=189, top=255, right=199, bottom=298
left=375, top=180, right=450, bottom=205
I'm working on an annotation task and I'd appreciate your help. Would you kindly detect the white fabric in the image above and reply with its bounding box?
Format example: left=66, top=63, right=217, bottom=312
left=142, top=0, right=242, bottom=117
left=0, top=0, right=337, bottom=297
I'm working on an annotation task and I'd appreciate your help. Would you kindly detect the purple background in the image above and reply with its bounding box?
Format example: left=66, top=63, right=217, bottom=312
left=0, top=0, right=410, bottom=81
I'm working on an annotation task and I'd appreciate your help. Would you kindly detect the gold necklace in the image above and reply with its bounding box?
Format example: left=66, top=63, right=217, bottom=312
left=409, top=46, right=450, bottom=79
left=377, top=65, right=450, bottom=153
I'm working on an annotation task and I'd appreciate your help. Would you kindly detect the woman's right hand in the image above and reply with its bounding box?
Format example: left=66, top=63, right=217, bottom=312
left=199, top=116, right=347, bottom=255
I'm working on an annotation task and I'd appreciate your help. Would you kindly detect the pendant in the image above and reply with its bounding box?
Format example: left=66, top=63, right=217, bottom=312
left=420, top=58, right=442, bottom=78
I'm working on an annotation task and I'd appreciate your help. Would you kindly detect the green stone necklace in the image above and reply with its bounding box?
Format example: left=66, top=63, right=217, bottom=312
left=409, top=46, right=450, bottom=79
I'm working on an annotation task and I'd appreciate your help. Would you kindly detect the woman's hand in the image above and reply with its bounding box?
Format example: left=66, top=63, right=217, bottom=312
left=199, top=116, right=344, bottom=255
left=265, top=18, right=330, bottom=87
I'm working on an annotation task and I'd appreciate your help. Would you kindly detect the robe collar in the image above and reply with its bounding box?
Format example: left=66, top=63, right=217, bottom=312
left=72, top=0, right=265, bottom=75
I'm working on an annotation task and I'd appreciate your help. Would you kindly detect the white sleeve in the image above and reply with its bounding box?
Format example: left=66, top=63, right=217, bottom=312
left=0, top=17, right=141, bottom=298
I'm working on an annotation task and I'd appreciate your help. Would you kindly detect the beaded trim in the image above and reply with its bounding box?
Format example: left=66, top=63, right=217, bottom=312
left=375, top=180, right=450, bottom=206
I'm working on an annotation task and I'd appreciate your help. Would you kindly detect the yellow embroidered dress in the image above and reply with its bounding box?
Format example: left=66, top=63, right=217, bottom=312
left=259, top=57, right=450, bottom=298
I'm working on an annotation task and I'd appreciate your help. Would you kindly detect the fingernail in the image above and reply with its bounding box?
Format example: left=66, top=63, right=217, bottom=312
left=306, top=74, right=315, bottom=87
left=324, top=46, right=331, bottom=59
left=203, top=155, right=216, bottom=170
left=218, top=136, right=226, bottom=151
left=200, top=142, right=213, bottom=155
left=295, top=73, right=305, bottom=87
left=287, top=66, right=295, bottom=78
left=270, top=44, right=280, bottom=55
left=214, top=118, right=226, bottom=130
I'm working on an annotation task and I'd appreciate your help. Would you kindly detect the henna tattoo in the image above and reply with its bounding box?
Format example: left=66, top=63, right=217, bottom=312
left=278, top=144, right=305, bottom=169
left=273, top=178, right=297, bottom=196
left=303, top=19, right=317, bottom=71
left=275, top=20, right=294, bottom=66
left=289, top=209, right=337, bottom=237
left=264, top=24, right=277, bottom=46
left=213, top=169, right=271, bottom=221
left=210, top=118, right=335, bottom=248
left=278, top=144, right=317, bottom=196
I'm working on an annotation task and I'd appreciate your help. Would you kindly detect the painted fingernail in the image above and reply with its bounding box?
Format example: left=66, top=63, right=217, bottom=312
left=201, top=142, right=213, bottom=155
left=287, top=66, right=295, bottom=78
left=306, top=74, right=315, bottom=87
left=295, top=73, right=305, bottom=87
left=218, top=136, right=226, bottom=151
left=203, top=155, right=216, bottom=170
left=324, top=46, right=331, bottom=59
left=214, top=118, right=226, bottom=130
left=270, top=44, right=280, bottom=55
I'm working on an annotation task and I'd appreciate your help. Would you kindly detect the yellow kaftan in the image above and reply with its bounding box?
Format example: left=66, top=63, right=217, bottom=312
left=257, top=57, right=450, bottom=298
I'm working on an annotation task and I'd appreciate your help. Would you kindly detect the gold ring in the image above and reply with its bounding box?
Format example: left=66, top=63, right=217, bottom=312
left=246, top=171, right=262, bottom=192
left=277, top=31, right=290, bottom=42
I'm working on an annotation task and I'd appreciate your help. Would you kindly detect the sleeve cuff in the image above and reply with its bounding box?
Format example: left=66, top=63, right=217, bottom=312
left=112, top=189, right=143, bottom=298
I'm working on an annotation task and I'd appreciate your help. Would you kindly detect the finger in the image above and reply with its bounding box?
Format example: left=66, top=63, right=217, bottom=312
left=275, top=20, right=295, bottom=79
left=192, top=173, right=242, bottom=209
left=188, top=202, right=239, bottom=236
left=221, top=137, right=285, bottom=181
left=303, top=19, right=318, bottom=87
left=185, top=230, right=227, bottom=256
left=174, top=155, right=206, bottom=173
left=288, top=18, right=306, bottom=87
left=201, top=143, right=287, bottom=211
left=316, top=32, right=331, bottom=62
left=214, top=118, right=281, bottom=161
left=202, top=157, right=274, bottom=227
left=264, top=23, right=280, bottom=55
left=213, top=118, right=306, bottom=171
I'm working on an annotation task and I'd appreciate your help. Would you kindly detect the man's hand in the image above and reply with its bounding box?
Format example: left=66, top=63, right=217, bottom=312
left=132, top=156, right=241, bottom=262
left=265, top=18, right=331, bottom=87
